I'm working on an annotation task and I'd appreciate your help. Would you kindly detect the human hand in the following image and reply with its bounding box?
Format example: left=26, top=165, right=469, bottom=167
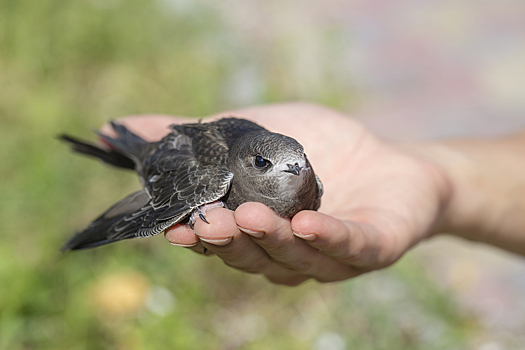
left=104, top=103, right=451, bottom=285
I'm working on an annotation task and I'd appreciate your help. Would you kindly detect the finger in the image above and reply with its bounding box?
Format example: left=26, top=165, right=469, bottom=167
left=234, top=203, right=361, bottom=282
left=164, top=223, right=213, bottom=255
left=291, top=211, right=396, bottom=269
left=100, top=115, right=195, bottom=141
left=191, top=208, right=308, bottom=285
left=165, top=222, right=199, bottom=246
left=188, top=242, right=215, bottom=256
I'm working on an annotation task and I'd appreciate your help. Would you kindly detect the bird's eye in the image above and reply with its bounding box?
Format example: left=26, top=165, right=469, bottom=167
left=254, top=155, right=270, bottom=168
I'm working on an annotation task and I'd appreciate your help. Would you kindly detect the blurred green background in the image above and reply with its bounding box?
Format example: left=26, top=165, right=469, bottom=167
left=0, top=0, right=491, bottom=349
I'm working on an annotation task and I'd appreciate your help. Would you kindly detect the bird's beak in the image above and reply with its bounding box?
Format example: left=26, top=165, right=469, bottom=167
left=283, top=163, right=301, bottom=176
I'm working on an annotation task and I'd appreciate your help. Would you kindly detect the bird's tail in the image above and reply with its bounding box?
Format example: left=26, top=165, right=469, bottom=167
left=58, top=134, right=136, bottom=170
left=58, top=122, right=153, bottom=170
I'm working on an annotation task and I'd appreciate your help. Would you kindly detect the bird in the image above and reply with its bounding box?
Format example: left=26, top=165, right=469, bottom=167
left=59, top=117, right=323, bottom=251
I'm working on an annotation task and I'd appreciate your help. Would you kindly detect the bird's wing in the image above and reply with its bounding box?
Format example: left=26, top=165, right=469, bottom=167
left=313, top=174, right=323, bottom=211
left=63, top=131, right=234, bottom=250
left=62, top=190, right=151, bottom=251
left=108, top=132, right=234, bottom=241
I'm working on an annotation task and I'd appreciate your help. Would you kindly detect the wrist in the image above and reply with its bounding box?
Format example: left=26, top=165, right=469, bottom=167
left=419, top=141, right=489, bottom=237
left=394, top=141, right=454, bottom=238
left=420, top=133, right=525, bottom=254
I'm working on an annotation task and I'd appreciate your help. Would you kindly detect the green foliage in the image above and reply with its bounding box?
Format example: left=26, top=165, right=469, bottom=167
left=0, top=0, right=477, bottom=349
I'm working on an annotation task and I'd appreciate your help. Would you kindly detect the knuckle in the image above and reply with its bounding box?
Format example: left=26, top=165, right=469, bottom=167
left=272, top=258, right=313, bottom=274
left=337, top=245, right=365, bottom=265
left=223, top=257, right=269, bottom=274
left=313, top=267, right=361, bottom=283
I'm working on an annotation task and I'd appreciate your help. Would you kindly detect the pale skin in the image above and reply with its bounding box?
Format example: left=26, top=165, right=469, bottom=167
left=101, top=103, right=525, bottom=286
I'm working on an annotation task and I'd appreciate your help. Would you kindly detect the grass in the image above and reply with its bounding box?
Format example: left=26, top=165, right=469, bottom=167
left=0, top=0, right=478, bottom=349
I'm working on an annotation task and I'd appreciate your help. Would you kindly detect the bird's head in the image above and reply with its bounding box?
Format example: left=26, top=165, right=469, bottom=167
left=228, top=131, right=313, bottom=203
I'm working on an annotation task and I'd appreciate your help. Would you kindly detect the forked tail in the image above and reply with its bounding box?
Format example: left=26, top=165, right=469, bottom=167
left=58, top=134, right=136, bottom=169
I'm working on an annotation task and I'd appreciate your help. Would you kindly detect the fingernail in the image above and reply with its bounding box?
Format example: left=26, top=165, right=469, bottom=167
left=292, top=231, right=317, bottom=241
left=238, top=226, right=265, bottom=238
left=168, top=242, right=199, bottom=248
left=198, top=236, right=233, bottom=246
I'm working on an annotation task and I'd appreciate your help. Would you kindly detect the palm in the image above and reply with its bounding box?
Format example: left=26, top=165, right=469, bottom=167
left=110, top=103, right=449, bottom=285
left=231, top=103, right=448, bottom=267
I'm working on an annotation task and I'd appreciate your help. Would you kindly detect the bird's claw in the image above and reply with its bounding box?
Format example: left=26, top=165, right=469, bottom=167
left=188, top=201, right=225, bottom=229
left=199, top=213, right=209, bottom=224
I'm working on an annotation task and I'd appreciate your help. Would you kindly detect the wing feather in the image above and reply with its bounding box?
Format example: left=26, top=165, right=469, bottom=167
left=63, top=121, right=235, bottom=250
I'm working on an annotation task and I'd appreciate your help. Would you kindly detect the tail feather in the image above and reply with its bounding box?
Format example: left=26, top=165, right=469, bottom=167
left=109, top=121, right=148, bottom=145
left=58, top=134, right=135, bottom=170
left=60, top=123, right=161, bottom=251
left=95, top=122, right=154, bottom=164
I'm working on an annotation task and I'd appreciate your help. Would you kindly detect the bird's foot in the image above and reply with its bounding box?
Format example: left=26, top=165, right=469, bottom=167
left=189, top=201, right=226, bottom=230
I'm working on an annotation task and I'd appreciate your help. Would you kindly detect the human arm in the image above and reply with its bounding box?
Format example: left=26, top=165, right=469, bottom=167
left=104, top=103, right=525, bottom=285
left=415, top=132, right=525, bottom=255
